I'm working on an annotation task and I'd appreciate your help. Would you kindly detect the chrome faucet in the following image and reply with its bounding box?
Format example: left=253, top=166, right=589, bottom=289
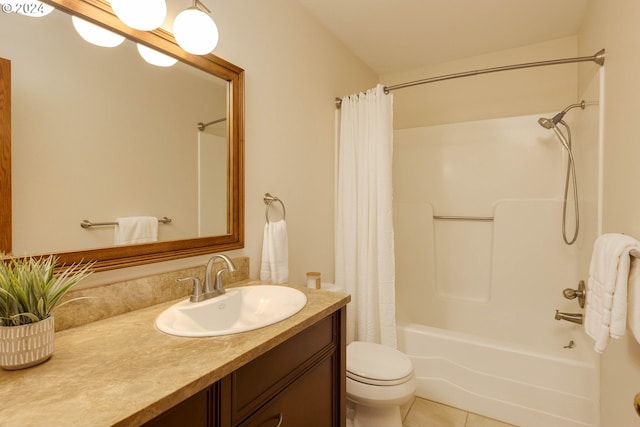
left=203, top=254, right=238, bottom=299
left=554, top=310, right=583, bottom=325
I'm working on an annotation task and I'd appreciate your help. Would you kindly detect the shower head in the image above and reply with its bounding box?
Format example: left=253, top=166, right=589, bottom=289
left=537, top=117, right=555, bottom=129
left=537, top=100, right=586, bottom=129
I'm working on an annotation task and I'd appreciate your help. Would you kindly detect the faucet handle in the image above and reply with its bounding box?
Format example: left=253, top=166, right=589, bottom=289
left=177, top=276, right=203, bottom=302
left=562, top=280, right=586, bottom=308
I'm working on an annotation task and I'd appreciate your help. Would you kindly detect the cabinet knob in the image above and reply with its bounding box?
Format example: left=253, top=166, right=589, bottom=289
left=635, top=393, right=640, bottom=417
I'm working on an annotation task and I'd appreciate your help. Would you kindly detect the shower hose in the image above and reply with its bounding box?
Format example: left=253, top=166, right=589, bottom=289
left=555, top=121, right=579, bottom=245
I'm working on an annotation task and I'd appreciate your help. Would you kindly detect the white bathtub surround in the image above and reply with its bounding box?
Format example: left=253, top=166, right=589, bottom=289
left=336, top=84, right=396, bottom=346
left=393, top=107, right=602, bottom=426
left=584, top=233, right=640, bottom=352
left=397, top=323, right=599, bottom=427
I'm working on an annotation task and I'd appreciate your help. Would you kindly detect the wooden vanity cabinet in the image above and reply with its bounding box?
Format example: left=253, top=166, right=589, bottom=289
left=142, top=308, right=346, bottom=427
left=142, top=388, right=214, bottom=427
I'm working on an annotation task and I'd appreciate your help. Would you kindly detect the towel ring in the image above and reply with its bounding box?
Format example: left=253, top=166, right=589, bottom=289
left=263, top=193, right=286, bottom=223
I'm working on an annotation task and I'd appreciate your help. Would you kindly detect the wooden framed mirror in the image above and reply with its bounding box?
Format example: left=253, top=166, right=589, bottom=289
left=0, top=0, right=244, bottom=270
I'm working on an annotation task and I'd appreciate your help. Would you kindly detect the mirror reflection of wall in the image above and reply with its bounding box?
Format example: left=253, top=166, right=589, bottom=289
left=198, top=124, right=227, bottom=237
left=0, top=8, right=228, bottom=255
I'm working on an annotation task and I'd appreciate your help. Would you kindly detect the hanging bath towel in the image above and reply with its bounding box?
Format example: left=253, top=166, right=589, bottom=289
left=584, top=233, right=640, bottom=352
left=260, top=219, right=289, bottom=283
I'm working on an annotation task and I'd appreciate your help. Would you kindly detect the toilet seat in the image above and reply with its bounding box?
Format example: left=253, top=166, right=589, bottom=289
left=347, top=342, right=414, bottom=386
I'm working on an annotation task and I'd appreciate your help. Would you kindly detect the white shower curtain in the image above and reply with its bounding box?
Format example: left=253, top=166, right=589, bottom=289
left=335, top=84, right=396, bottom=347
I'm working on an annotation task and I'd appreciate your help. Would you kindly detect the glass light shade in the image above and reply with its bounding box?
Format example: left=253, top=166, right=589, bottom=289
left=1, top=0, right=53, bottom=17
left=136, top=44, right=178, bottom=67
left=109, top=0, right=167, bottom=31
left=173, top=8, right=219, bottom=55
left=72, top=16, right=126, bottom=48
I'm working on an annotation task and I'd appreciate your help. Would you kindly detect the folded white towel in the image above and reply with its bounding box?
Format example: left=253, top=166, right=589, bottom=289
left=114, top=216, right=158, bottom=246
left=584, top=233, right=640, bottom=353
left=627, top=257, right=640, bottom=344
left=259, top=220, right=289, bottom=283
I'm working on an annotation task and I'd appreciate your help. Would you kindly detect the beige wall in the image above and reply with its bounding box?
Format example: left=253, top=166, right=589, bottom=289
left=579, top=1, right=640, bottom=425
left=380, top=36, right=579, bottom=129
left=77, top=0, right=377, bottom=288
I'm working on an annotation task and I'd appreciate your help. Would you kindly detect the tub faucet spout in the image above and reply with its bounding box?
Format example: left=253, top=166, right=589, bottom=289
left=554, top=310, right=583, bottom=325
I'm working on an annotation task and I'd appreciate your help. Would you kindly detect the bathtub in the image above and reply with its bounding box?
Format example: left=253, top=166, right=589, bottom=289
left=397, top=322, right=599, bottom=427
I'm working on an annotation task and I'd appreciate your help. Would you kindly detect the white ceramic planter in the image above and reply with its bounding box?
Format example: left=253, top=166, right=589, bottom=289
left=0, top=315, right=55, bottom=370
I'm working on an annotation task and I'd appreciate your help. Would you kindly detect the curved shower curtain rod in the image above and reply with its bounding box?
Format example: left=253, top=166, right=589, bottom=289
left=334, top=48, right=605, bottom=109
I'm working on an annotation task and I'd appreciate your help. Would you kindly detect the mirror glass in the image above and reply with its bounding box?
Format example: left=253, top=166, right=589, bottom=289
left=0, top=0, right=244, bottom=269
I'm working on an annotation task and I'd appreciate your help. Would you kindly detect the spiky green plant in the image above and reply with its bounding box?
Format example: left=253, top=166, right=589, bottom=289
left=0, top=255, right=93, bottom=327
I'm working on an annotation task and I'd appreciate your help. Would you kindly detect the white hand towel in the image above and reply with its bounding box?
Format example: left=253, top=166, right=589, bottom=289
left=259, top=220, right=289, bottom=283
left=627, top=257, right=640, bottom=344
left=114, top=216, right=158, bottom=246
left=584, top=233, right=640, bottom=353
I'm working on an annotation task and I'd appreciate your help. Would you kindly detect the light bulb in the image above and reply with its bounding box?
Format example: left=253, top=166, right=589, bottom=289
left=136, top=44, right=178, bottom=67
left=72, top=16, right=125, bottom=48
left=109, top=0, right=166, bottom=31
left=173, top=7, right=219, bottom=55
left=1, top=0, right=53, bottom=17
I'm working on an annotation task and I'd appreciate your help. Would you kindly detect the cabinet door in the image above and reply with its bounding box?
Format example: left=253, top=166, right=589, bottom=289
left=142, top=388, right=211, bottom=427
left=238, top=355, right=335, bottom=427
left=233, top=315, right=336, bottom=420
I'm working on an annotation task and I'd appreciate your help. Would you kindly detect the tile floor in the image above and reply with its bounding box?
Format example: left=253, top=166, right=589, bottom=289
left=401, top=397, right=518, bottom=427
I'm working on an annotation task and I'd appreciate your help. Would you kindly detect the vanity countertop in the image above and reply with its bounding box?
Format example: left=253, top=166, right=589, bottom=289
left=0, top=281, right=350, bottom=427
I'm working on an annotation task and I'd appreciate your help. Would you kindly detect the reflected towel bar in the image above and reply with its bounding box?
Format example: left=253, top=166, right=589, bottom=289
left=80, top=216, right=172, bottom=229
left=433, top=215, right=494, bottom=222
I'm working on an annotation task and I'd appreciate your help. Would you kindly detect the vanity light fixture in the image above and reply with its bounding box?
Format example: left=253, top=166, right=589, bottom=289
left=0, top=0, right=53, bottom=17
left=11, top=0, right=219, bottom=58
left=109, top=0, right=167, bottom=31
left=136, top=43, right=178, bottom=67
left=173, top=0, right=219, bottom=55
left=71, top=15, right=126, bottom=48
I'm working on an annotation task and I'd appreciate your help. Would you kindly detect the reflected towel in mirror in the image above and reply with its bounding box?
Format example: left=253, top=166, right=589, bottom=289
left=114, top=216, right=158, bottom=246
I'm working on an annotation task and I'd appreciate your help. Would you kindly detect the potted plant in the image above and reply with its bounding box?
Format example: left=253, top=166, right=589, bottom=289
left=0, top=254, right=93, bottom=370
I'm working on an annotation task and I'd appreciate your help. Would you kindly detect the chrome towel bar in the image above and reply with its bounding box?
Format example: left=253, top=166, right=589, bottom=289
left=80, top=216, right=172, bottom=229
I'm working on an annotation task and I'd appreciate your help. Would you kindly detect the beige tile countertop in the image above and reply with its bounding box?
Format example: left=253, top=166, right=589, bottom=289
left=0, top=281, right=350, bottom=427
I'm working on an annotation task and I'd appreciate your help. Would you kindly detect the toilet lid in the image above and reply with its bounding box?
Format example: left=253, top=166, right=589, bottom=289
left=347, top=341, right=413, bottom=385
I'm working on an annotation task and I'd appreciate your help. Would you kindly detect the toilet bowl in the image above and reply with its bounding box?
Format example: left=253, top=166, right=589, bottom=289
left=346, top=341, right=416, bottom=427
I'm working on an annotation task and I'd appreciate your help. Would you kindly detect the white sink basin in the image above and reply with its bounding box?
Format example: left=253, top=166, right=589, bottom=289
left=155, top=285, right=307, bottom=337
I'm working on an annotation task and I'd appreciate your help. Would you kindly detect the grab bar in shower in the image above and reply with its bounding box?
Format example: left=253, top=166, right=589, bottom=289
left=433, top=215, right=494, bottom=222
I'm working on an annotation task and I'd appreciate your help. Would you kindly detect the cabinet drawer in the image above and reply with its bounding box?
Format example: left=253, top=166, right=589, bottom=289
left=233, top=314, right=337, bottom=420
left=237, top=355, right=335, bottom=427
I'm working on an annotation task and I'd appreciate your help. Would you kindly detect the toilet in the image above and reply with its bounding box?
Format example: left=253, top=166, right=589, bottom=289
left=346, top=341, right=416, bottom=427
